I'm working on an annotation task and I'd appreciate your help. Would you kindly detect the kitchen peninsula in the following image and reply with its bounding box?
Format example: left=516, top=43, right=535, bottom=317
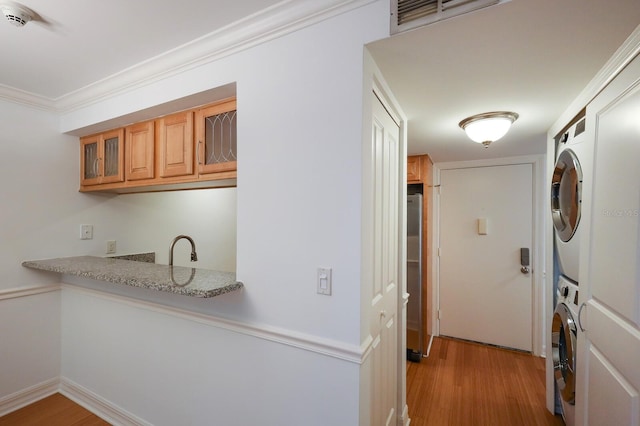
left=22, top=256, right=242, bottom=298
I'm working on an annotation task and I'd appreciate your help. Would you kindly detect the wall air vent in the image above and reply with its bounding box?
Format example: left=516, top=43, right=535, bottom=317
left=391, top=0, right=507, bottom=34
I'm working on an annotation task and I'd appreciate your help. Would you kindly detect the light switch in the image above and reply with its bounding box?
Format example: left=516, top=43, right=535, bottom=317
left=478, top=218, right=488, bottom=235
left=317, top=267, right=332, bottom=295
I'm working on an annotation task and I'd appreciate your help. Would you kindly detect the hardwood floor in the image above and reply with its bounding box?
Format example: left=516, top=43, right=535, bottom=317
left=0, top=393, right=109, bottom=426
left=407, top=337, right=565, bottom=426
left=3, top=340, right=560, bottom=426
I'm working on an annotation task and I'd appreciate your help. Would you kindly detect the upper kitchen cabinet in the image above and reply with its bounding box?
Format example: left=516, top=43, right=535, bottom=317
left=195, top=98, right=237, bottom=178
left=125, top=120, right=155, bottom=181
left=407, top=155, right=421, bottom=183
left=79, top=98, right=237, bottom=193
left=157, top=110, right=195, bottom=179
left=80, top=129, right=124, bottom=187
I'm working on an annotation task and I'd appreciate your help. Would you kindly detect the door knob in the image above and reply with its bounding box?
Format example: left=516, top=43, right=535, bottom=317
left=521, top=266, right=530, bottom=274
left=380, top=310, right=387, bottom=318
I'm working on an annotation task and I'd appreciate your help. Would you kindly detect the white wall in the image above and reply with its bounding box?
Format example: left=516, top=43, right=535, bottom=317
left=1, top=1, right=390, bottom=424
left=0, top=102, right=68, bottom=405
left=60, top=287, right=361, bottom=426
left=59, top=1, right=389, bottom=345
left=0, top=98, right=237, bottom=411
left=0, top=100, right=237, bottom=288
left=0, top=101, right=78, bottom=288
left=0, top=290, right=60, bottom=411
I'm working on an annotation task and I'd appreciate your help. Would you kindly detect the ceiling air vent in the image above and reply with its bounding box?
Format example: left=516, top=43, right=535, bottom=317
left=391, top=0, right=507, bottom=34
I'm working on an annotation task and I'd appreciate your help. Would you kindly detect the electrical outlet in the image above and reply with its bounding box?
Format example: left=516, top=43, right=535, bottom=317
left=80, top=224, right=93, bottom=240
left=106, top=240, right=116, bottom=254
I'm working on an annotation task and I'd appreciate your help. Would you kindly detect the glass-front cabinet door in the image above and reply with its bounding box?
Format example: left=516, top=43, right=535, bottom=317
left=81, top=137, right=100, bottom=185
left=195, top=98, right=237, bottom=176
left=80, top=129, right=124, bottom=186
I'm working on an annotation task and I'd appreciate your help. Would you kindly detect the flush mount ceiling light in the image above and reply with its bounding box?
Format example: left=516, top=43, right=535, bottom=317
left=0, top=3, right=32, bottom=27
left=459, top=111, right=519, bottom=148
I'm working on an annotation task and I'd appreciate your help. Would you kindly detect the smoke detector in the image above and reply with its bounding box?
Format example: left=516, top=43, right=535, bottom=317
left=1, top=3, right=32, bottom=27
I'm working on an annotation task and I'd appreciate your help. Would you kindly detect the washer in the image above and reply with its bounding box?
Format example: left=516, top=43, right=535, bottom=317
left=551, top=117, right=587, bottom=283
left=552, top=276, right=580, bottom=426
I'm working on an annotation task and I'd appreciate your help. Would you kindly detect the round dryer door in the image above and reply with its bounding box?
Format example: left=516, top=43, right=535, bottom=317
left=551, top=149, right=582, bottom=242
left=551, top=303, right=577, bottom=406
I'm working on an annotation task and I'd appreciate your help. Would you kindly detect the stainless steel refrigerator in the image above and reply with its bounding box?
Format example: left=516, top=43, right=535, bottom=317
left=406, top=193, right=422, bottom=362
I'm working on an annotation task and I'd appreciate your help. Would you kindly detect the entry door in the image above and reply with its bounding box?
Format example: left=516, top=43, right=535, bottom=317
left=439, top=164, right=533, bottom=351
left=370, top=94, right=400, bottom=426
left=577, top=55, right=640, bottom=425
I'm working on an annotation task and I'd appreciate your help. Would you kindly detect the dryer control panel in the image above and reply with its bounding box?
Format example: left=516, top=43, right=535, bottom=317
left=557, top=117, right=586, bottom=149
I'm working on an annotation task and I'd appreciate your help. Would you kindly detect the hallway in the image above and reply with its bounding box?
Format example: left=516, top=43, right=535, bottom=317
left=407, top=337, right=565, bottom=425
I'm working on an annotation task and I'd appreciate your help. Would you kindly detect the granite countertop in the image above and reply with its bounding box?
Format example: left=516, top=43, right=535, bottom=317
left=22, top=256, right=243, bottom=298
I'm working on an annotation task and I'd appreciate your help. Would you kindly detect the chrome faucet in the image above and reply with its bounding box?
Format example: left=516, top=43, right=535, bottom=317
left=169, top=235, right=198, bottom=266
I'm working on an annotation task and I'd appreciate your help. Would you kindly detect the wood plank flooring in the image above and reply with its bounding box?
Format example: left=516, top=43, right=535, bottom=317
left=0, top=393, right=109, bottom=426
left=3, top=339, right=561, bottom=426
left=407, top=337, right=565, bottom=426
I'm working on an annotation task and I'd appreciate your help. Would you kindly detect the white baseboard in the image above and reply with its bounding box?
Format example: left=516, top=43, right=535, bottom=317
left=0, top=377, right=59, bottom=416
left=0, top=376, right=150, bottom=425
left=59, top=378, right=151, bottom=426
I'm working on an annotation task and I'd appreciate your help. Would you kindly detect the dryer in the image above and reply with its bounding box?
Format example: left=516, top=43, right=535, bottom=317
left=551, top=117, right=588, bottom=283
left=551, top=275, right=580, bottom=426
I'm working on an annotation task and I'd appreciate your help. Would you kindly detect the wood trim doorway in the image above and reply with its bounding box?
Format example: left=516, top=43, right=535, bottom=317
left=407, top=154, right=434, bottom=356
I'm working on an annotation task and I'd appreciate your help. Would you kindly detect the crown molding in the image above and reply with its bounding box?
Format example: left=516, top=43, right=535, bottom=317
left=0, top=84, right=56, bottom=111
left=0, top=0, right=376, bottom=114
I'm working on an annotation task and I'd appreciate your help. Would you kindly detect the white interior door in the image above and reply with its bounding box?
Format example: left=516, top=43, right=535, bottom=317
left=439, top=163, right=533, bottom=352
left=370, top=94, right=400, bottom=426
left=577, top=55, right=640, bottom=426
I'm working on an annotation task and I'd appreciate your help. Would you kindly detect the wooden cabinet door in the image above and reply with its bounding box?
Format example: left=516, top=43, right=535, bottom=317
left=195, top=99, right=237, bottom=175
left=80, top=129, right=124, bottom=186
left=157, top=111, right=194, bottom=178
left=407, top=155, right=421, bottom=183
left=80, top=135, right=101, bottom=186
left=125, top=121, right=155, bottom=181
left=100, top=129, right=125, bottom=184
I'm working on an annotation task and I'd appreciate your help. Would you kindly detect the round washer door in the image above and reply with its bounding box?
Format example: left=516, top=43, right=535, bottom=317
left=551, top=149, right=582, bottom=242
left=551, top=303, right=577, bottom=405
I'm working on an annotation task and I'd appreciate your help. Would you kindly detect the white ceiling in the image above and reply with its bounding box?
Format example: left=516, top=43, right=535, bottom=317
left=0, top=0, right=638, bottom=163
left=368, top=0, right=640, bottom=162
left=0, top=0, right=282, bottom=99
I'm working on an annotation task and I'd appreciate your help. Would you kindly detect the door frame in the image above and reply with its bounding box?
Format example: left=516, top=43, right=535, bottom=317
left=361, top=49, right=408, bottom=426
left=432, top=155, right=547, bottom=356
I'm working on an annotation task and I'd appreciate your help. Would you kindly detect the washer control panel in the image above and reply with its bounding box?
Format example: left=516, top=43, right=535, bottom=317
left=557, top=280, right=579, bottom=308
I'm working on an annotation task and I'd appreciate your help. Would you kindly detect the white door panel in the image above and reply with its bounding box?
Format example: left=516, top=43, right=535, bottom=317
left=588, top=346, right=639, bottom=426
left=588, top=300, right=640, bottom=391
left=588, top=81, right=640, bottom=325
left=579, top=53, right=640, bottom=426
left=370, top=94, right=400, bottom=425
left=439, top=164, right=533, bottom=351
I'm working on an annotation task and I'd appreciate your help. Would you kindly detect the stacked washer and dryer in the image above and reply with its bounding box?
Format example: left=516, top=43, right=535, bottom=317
left=550, top=115, right=589, bottom=426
